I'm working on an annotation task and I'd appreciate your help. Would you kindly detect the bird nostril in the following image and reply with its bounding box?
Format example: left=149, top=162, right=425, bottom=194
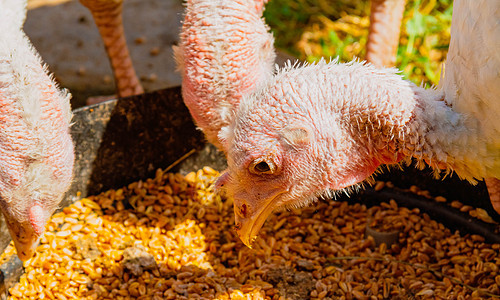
left=234, top=223, right=241, bottom=231
left=240, top=203, right=247, bottom=217
left=18, top=226, right=26, bottom=239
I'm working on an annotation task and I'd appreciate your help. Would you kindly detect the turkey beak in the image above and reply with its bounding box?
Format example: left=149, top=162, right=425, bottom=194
left=233, top=191, right=284, bottom=248
left=2, top=214, right=40, bottom=261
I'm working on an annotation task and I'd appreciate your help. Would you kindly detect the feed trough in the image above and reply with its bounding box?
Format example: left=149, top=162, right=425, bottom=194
left=0, top=87, right=498, bottom=299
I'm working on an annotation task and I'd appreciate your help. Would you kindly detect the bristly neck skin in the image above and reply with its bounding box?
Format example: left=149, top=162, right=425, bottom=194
left=283, top=60, right=496, bottom=188
left=348, top=77, right=492, bottom=183
left=398, top=86, right=495, bottom=182
left=225, top=60, right=497, bottom=211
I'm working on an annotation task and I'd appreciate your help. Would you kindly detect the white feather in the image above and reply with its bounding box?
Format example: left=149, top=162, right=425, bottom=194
left=0, top=0, right=27, bottom=29
left=438, top=0, right=500, bottom=177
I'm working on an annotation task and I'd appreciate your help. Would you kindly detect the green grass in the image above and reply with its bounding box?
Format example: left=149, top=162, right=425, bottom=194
left=264, top=0, right=453, bottom=86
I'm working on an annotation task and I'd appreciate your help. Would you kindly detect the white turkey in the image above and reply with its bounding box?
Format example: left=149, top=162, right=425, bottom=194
left=215, top=0, right=500, bottom=247
left=79, top=0, right=144, bottom=101
left=0, top=0, right=75, bottom=260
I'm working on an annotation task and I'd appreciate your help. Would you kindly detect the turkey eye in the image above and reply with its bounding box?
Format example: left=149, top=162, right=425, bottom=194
left=249, top=159, right=276, bottom=175
left=254, top=161, right=270, bottom=173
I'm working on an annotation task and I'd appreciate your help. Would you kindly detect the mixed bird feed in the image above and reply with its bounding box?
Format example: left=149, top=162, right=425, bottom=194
left=2, top=167, right=500, bottom=299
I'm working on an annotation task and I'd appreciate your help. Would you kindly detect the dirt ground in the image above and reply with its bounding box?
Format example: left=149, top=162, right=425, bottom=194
left=24, top=0, right=294, bottom=109
left=25, top=0, right=185, bottom=108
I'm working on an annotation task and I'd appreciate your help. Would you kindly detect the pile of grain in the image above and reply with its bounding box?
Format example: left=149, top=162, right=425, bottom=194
left=5, top=167, right=500, bottom=299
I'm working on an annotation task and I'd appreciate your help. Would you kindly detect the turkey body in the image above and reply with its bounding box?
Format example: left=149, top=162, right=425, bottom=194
left=441, top=0, right=500, bottom=171
left=441, top=0, right=500, bottom=214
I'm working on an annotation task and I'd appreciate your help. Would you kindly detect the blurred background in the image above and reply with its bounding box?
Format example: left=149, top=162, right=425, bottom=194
left=264, top=0, right=452, bottom=86
left=25, top=0, right=453, bottom=108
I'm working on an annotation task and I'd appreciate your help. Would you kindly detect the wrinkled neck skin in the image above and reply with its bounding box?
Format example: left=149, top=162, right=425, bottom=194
left=0, top=29, right=73, bottom=217
left=397, top=87, right=492, bottom=181
left=0, top=21, right=74, bottom=260
left=268, top=61, right=490, bottom=193
left=343, top=78, right=489, bottom=184
left=175, top=0, right=275, bottom=152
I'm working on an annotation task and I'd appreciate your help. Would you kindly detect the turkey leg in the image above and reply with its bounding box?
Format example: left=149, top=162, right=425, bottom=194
left=366, top=0, right=406, bottom=67
left=79, top=0, right=144, bottom=102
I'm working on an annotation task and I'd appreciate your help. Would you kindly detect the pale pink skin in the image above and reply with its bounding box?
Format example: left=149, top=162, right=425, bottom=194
left=175, top=0, right=275, bottom=151
left=1, top=3, right=74, bottom=260
left=217, top=58, right=500, bottom=247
